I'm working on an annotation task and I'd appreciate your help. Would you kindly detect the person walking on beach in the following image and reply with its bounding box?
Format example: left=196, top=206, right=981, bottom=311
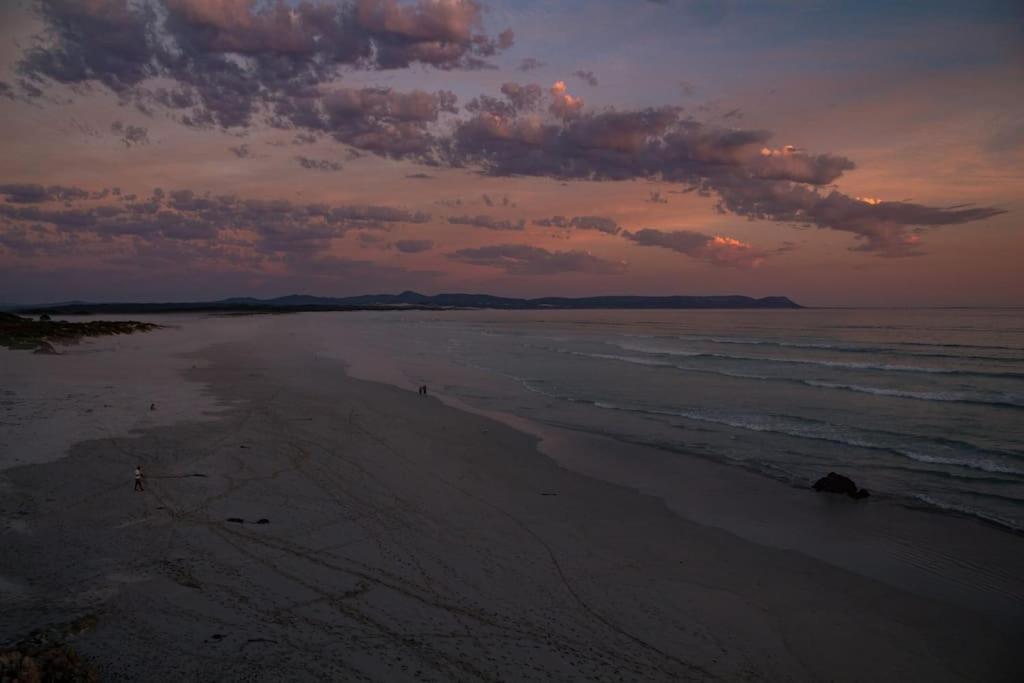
left=134, top=465, right=145, bottom=492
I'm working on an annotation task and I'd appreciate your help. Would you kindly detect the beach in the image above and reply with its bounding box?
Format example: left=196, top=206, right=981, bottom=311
left=1, top=314, right=1022, bottom=681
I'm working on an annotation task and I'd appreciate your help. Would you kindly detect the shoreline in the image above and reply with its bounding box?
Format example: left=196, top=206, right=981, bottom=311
left=382, top=382, right=1024, bottom=623
left=321, top=318, right=1024, bottom=623
left=2, top=321, right=1022, bottom=679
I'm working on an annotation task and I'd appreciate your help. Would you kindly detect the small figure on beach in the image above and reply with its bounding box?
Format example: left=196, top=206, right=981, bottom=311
left=134, top=465, right=145, bottom=492
left=150, top=402, right=156, bottom=411
left=418, top=385, right=428, bottom=396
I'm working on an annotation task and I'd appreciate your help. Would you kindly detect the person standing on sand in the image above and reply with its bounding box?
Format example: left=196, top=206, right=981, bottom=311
left=134, top=465, right=145, bottom=492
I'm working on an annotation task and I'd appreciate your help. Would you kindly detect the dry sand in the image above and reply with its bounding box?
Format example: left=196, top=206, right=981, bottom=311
left=1, top=322, right=1022, bottom=681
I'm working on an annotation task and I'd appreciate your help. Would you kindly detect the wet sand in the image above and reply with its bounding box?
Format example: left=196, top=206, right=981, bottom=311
left=1, top=325, right=1022, bottom=680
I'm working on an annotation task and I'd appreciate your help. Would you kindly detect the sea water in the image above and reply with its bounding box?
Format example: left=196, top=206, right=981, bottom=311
left=318, top=307, right=1024, bottom=532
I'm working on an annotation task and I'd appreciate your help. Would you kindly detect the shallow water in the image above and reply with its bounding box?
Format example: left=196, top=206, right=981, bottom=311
left=313, top=308, right=1024, bottom=531
left=5, top=308, right=1021, bottom=532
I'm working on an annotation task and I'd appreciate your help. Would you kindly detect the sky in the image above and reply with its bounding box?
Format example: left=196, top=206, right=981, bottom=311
left=0, top=0, right=1021, bottom=306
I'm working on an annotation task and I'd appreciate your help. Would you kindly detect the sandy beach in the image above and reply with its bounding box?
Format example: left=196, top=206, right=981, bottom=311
left=1, top=316, right=1022, bottom=681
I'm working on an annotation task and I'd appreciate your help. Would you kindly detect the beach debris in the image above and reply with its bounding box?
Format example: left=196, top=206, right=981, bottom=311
left=226, top=517, right=245, bottom=524
left=256, top=518, right=270, bottom=525
left=813, top=472, right=870, bottom=499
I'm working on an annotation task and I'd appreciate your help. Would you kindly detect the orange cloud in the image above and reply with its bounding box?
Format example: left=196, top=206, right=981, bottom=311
left=550, top=80, right=583, bottom=119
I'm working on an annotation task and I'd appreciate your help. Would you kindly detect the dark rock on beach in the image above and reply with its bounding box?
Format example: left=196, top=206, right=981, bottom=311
left=813, top=472, right=870, bottom=499
left=0, top=311, right=160, bottom=353
left=0, top=614, right=99, bottom=682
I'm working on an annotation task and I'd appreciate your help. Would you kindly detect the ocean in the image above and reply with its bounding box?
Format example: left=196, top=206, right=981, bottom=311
left=320, top=308, right=1024, bottom=532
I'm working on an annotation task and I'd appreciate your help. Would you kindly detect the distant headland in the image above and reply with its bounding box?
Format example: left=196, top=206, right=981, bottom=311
left=10, top=291, right=801, bottom=315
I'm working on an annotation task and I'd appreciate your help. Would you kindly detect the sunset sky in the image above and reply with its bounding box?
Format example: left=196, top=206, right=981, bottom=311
left=0, top=0, right=1021, bottom=306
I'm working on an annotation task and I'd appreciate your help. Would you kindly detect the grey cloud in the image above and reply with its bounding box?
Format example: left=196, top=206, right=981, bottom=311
left=330, top=205, right=431, bottom=224
left=443, top=87, right=994, bottom=253
left=0, top=183, right=432, bottom=256
left=0, top=183, right=91, bottom=204
left=394, top=239, right=433, bottom=253
left=466, top=83, right=541, bottom=118
left=271, top=86, right=457, bottom=160
left=647, top=191, right=668, bottom=204
left=18, top=0, right=510, bottom=129
left=357, top=231, right=389, bottom=247
left=448, top=215, right=525, bottom=230
left=533, top=216, right=570, bottom=228
left=447, top=244, right=625, bottom=275
left=295, top=156, right=343, bottom=172
left=707, top=178, right=1006, bottom=256
left=0, top=225, right=76, bottom=257
left=500, top=83, right=543, bottom=112
left=17, top=79, right=44, bottom=98
left=572, top=70, right=598, bottom=87
left=229, top=144, right=252, bottom=158
left=448, top=103, right=851, bottom=186
left=622, top=228, right=766, bottom=268
left=533, top=215, right=621, bottom=234
left=19, top=0, right=155, bottom=94
left=111, top=121, right=149, bottom=146
left=481, top=194, right=513, bottom=207
left=357, top=2, right=513, bottom=69
left=12, top=6, right=1002, bottom=257
left=517, top=57, right=545, bottom=71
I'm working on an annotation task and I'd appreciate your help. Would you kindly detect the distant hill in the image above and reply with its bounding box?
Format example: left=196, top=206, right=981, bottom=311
left=11, top=291, right=801, bottom=315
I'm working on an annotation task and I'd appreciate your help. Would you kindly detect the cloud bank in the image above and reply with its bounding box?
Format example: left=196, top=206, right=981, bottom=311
left=622, top=228, right=766, bottom=268
left=9, top=3, right=1006, bottom=257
